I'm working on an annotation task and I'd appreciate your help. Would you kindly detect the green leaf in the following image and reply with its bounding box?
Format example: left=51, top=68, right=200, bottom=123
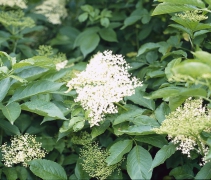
left=8, top=80, right=63, bottom=103
left=106, top=139, right=133, bottom=165
left=80, top=33, right=100, bottom=57
left=62, top=154, right=78, bottom=166
left=91, top=120, right=110, bottom=138
left=113, top=108, right=146, bottom=125
left=135, top=134, right=168, bottom=148
left=100, top=17, right=110, bottom=27
left=151, top=143, right=177, bottom=170
left=192, top=51, right=211, bottom=67
left=29, top=159, right=67, bottom=180
left=169, top=165, right=194, bottom=179
left=73, top=120, right=85, bottom=132
left=21, top=99, right=67, bottom=120
left=15, top=66, right=48, bottom=82
left=2, top=167, right=18, bottom=180
left=78, top=12, right=88, bottom=22
left=137, top=43, right=160, bottom=56
left=0, top=118, right=20, bottom=135
left=152, top=2, right=199, bottom=16
left=195, top=162, right=211, bottom=179
left=172, top=61, right=211, bottom=78
left=126, top=87, right=155, bottom=110
left=99, top=28, right=118, bottom=42
left=0, top=77, right=10, bottom=102
left=132, top=115, right=159, bottom=127
left=59, top=117, right=84, bottom=133
left=165, top=58, right=182, bottom=80
left=169, top=96, right=187, bottom=111
left=75, top=159, right=89, bottom=180
left=155, top=102, right=170, bottom=123
left=127, top=146, right=152, bottom=179
left=159, top=0, right=205, bottom=8
left=147, top=87, right=182, bottom=99
left=2, top=102, right=21, bottom=124
left=169, top=24, right=192, bottom=37
left=121, top=8, right=150, bottom=29
left=16, top=166, right=28, bottom=180
left=119, top=125, right=154, bottom=135
left=180, top=87, right=207, bottom=97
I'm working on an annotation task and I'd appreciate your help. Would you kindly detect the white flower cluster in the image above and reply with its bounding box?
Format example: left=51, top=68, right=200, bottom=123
left=176, top=10, right=208, bottom=22
left=1, top=134, right=46, bottom=167
left=35, top=0, right=67, bottom=24
left=66, top=50, right=142, bottom=126
left=0, top=0, right=27, bottom=9
left=169, top=135, right=196, bottom=157
left=155, top=98, right=211, bottom=165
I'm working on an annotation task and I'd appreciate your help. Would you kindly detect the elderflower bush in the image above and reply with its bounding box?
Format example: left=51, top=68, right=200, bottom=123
left=1, top=0, right=211, bottom=179
left=66, top=50, right=142, bottom=126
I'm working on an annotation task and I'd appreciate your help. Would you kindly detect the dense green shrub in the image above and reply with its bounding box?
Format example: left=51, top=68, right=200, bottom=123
left=1, top=0, right=211, bottom=179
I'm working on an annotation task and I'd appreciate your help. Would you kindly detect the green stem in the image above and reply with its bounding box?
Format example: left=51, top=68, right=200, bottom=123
left=114, top=102, right=128, bottom=111
left=13, top=39, right=18, bottom=53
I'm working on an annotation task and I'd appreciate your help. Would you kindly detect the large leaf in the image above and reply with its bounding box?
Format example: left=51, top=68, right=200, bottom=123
left=137, top=43, right=160, bottom=56
left=8, top=80, right=63, bottom=103
left=99, top=28, right=118, bottom=42
left=158, top=0, right=205, bottom=8
left=192, top=51, right=211, bottom=67
left=0, top=118, right=20, bottom=135
left=21, top=99, right=67, bottom=120
left=151, top=143, right=177, bottom=170
left=80, top=33, right=100, bottom=57
left=172, top=61, right=211, bottom=78
left=119, top=125, right=154, bottom=135
left=147, top=87, right=182, bottom=99
left=75, top=159, right=89, bottom=180
left=14, top=66, right=48, bottom=81
left=2, top=102, right=21, bottom=124
left=127, top=146, right=152, bottom=179
left=154, top=102, right=171, bottom=123
left=126, top=87, right=155, bottom=110
left=195, top=162, right=211, bottom=179
left=2, top=167, right=18, bottom=180
left=132, top=115, right=159, bottom=127
left=29, top=159, right=67, bottom=180
left=106, top=139, right=133, bottom=165
left=91, top=120, right=110, bottom=138
left=169, top=165, right=194, bottom=179
left=135, top=134, right=168, bottom=148
left=0, top=77, right=10, bottom=102
left=152, top=2, right=199, bottom=16
left=113, top=108, right=146, bottom=125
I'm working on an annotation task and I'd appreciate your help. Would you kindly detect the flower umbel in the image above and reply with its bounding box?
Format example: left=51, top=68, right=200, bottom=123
left=154, top=98, right=211, bottom=165
left=80, top=142, right=122, bottom=180
left=66, top=50, right=142, bottom=126
left=176, top=10, right=208, bottom=22
left=34, top=0, right=67, bottom=24
left=1, top=134, right=47, bottom=167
